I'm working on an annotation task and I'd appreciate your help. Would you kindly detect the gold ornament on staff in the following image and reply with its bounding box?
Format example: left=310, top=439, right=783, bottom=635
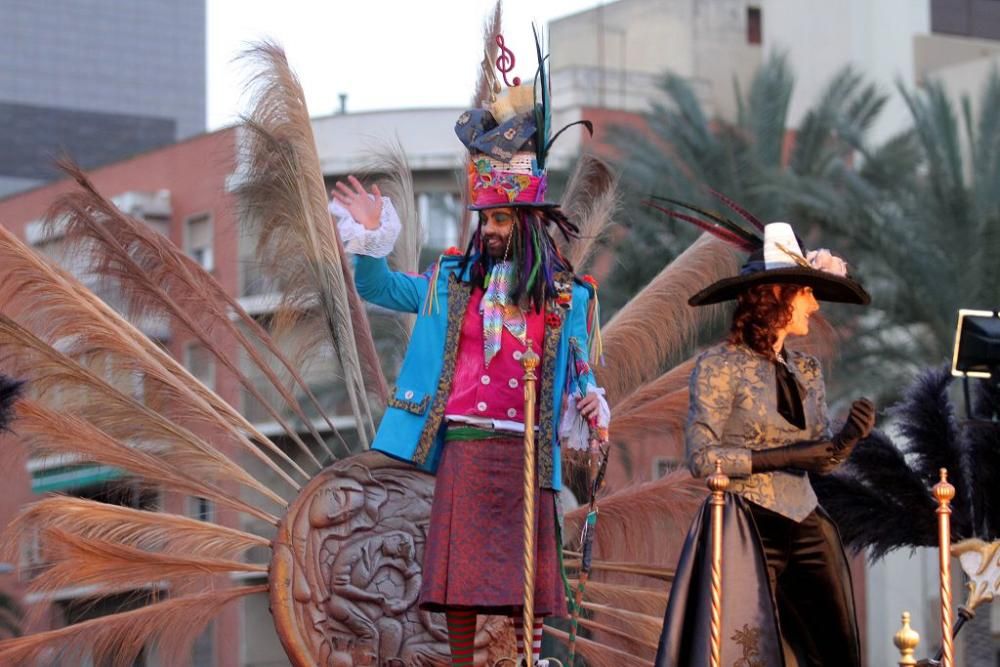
left=520, top=342, right=541, bottom=664
left=894, top=612, right=920, bottom=666
left=934, top=468, right=956, bottom=667
left=707, top=459, right=729, bottom=667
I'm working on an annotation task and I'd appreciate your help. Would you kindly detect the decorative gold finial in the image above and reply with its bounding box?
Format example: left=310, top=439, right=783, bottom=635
left=521, top=340, right=540, bottom=375
left=894, top=612, right=920, bottom=666
left=934, top=468, right=956, bottom=504
left=707, top=459, right=730, bottom=494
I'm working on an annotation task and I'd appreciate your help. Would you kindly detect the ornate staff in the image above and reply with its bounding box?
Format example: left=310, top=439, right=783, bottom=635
left=520, top=342, right=541, bottom=657
left=567, top=444, right=610, bottom=666
left=707, top=460, right=729, bottom=667
left=934, top=468, right=955, bottom=667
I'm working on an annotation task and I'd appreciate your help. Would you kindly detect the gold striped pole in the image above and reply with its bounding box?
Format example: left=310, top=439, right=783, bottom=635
left=520, top=342, right=541, bottom=663
left=707, top=460, right=729, bottom=667
left=893, top=612, right=920, bottom=666
left=934, top=468, right=956, bottom=667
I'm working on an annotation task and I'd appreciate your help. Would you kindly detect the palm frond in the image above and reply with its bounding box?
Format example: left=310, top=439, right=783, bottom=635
left=744, top=50, right=794, bottom=168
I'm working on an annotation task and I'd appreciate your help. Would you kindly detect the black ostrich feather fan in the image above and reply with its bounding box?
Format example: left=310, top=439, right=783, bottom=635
left=813, top=366, right=1000, bottom=561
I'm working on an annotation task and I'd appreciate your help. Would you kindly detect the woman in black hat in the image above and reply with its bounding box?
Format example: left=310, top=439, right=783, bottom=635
left=654, top=219, right=876, bottom=667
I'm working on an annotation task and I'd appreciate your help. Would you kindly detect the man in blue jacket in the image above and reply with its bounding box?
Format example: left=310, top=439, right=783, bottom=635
left=331, top=64, right=609, bottom=667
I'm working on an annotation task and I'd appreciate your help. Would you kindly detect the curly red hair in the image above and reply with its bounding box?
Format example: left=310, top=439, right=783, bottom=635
left=728, top=283, right=803, bottom=356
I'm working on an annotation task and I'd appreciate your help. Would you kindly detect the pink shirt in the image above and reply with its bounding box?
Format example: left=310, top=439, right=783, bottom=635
left=444, top=287, right=545, bottom=423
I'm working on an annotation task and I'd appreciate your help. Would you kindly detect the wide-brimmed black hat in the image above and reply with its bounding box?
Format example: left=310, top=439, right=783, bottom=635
left=688, top=222, right=870, bottom=305
left=645, top=194, right=870, bottom=308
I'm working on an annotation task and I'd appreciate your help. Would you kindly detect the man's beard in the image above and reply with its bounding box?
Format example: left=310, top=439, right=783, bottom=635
left=483, top=232, right=510, bottom=258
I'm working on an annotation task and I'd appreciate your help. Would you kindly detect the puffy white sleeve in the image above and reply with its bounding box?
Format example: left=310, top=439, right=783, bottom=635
left=329, top=196, right=401, bottom=258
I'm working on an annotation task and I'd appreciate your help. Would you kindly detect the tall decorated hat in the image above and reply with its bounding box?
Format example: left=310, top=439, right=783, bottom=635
left=455, top=28, right=591, bottom=210
left=647, top=192, right=870, bottom=306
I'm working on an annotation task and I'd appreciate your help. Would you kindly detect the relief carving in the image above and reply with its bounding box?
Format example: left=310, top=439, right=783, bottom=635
left=271, top=450, right=513, bottom=666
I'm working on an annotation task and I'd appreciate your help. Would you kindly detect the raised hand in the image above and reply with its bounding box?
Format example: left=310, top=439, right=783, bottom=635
left=331, top=175, right=383, bottom=231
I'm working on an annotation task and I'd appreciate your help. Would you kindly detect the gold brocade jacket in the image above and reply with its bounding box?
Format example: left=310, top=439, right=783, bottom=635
left=685, top=342, right=832, bottom=522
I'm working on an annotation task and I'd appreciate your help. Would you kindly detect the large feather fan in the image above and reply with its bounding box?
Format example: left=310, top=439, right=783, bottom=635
left=813, top=366, right=1000, bottom=559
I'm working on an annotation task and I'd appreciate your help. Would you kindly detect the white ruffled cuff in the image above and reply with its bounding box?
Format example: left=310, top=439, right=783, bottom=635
left=329, top=196, right=401, bottom=258
left=559, top=384, right=610, bottom=453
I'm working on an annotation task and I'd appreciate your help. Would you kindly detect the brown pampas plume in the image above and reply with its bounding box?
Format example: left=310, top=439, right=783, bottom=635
left=2, top=497, right=268, bottom=565
left=609, top=359, right=695, bottom=442
left=459, top=1, right=504, bottom=249
left=0, top=316, right=287, bottom=511
left=566, top=580, right=667, bottom=618
left=597, top=234, right=740, bottom=405
left=0, top=225, right=309, bottom=490
left=27, top=528, right=265, bottom=596
left=557, top=471, right=704, bottom=663
left=14, top=400, right=280, bottom=525
left=0, top=585, right=267, bottom=667
left=560, top=154, right=619, bottom=270
left=359, top=141, right=423, bottom=341
left=564, top=469, right=704, bottom=579
left=546, top=626, right=654, bottom=667
left=360, top=141, right=422, bottom=276
left=50, top=159, right=345, bottom=462
left=235, top=41, right=384, bottom=448
left=576, top=601, right=663, bottom=656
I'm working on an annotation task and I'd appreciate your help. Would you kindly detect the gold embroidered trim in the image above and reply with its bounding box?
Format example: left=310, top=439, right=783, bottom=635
left=537, top=298, right=563, bottom=489
left=386, top=388, right=431, bottom=416
left=413, top=274, right=471, bottom=466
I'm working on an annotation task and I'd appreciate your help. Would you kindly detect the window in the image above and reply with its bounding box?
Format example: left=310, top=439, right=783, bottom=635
left=184, top=213, right=214, bottom=271
left=184, top=342, right=215, bottom=391
left=747, top=7, right=762, bottom=45
left=419, top=192, right=461, bottom=250
left=189, top=496, right=213, bottom=522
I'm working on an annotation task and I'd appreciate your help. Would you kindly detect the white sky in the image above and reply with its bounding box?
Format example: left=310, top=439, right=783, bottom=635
left=206, top=0, right=599, bottom=130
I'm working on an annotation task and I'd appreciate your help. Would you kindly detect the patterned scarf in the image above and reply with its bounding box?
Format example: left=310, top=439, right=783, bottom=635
left=481, top=261, right=527, bottom=366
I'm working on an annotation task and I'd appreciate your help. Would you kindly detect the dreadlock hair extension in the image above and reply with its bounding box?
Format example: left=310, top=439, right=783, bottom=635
left=459, top=207, right=581, bottom=313
left=728, top=283, right=802, bottom=357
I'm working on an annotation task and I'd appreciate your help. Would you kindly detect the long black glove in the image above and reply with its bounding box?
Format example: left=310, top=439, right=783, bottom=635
left=751, top=439, right=838, bottom=474
left=751, top=397, right=877, bottom=474
left=832, top=397, right=876, bottom=452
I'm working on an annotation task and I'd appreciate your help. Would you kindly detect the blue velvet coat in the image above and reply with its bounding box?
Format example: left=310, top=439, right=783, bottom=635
left=353, top=253, right=597, bottom=491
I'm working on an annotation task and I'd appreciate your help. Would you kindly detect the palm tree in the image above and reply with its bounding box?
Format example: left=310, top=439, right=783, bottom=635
left=605, top=53, right=1000, bottom=402
left=775, top=71, right=1000, bottom=399
left=604, top=52, right=887, bottom=323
